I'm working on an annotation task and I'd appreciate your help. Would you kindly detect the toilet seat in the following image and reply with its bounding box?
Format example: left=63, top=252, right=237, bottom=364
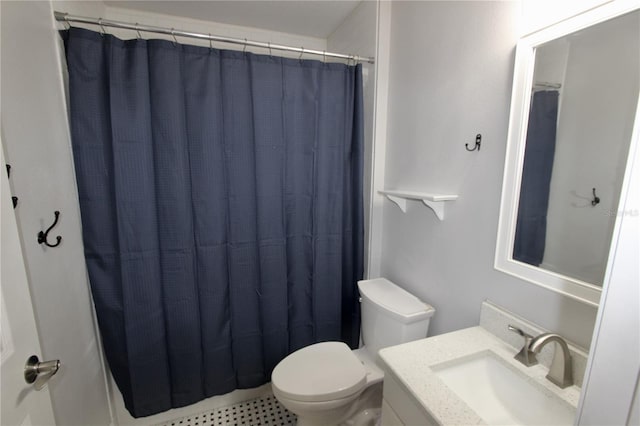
left=271, top=342, right=367, bottom=403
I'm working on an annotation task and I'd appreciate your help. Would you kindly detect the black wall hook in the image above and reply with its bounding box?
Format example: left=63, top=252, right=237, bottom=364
left=6, top=164, right=18, bottom=209
left=591, top=188, right=600, bottom=206
left=465, top=134, right=482, bottom=151
left=38, top=211, right=62, bottom=248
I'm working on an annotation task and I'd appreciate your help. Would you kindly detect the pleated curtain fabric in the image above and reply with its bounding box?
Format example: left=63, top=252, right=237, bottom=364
left=62, top=27, right=364, bottom=418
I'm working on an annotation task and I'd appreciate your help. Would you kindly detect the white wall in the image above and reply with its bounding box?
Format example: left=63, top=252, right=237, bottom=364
left=327, top=1, right=377, bottom=277
left=56, top=2, right=326, bottom=57
left=532, top=38, right=569, bottom=87
left=520, top=0, right=613, bottom=35
left=542, top=12, right=638, bottom=285
left=378, top=1, right=599, bottom=349
left=0, top=1, right=111, bottom=425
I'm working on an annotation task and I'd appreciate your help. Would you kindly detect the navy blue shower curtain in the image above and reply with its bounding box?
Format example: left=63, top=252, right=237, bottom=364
left=513, top=90, right=559, bottom=266
left=62, top=27, right=363, bottom=418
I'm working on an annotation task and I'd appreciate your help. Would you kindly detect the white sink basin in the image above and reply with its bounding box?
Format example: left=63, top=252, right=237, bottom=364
left=432, top=351, right=576, bottom=425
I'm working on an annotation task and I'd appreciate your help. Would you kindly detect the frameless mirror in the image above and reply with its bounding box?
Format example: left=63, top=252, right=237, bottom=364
left=496, top=4, right=640, bottom=306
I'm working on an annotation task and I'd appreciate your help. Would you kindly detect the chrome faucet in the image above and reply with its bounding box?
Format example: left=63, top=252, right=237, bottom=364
left=529, top=333, right=573, bottom=388
left=508, top=325, right=538, bottom=366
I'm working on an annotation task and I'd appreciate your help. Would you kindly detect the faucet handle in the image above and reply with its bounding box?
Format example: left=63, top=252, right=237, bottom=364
left=507, top=325, right=538, bottom=366
left=508, top=325, right=531, bottom=338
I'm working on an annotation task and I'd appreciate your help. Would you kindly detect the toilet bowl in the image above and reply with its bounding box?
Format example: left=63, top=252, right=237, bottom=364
left=272, top=278, right=435, bottom=426
left=272, top=342, right=383, bottom=426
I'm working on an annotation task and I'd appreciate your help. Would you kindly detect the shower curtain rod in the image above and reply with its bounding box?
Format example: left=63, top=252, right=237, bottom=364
left=534, top=81, right=562, bottom=89
left=54, top=11, right=375, bottom=64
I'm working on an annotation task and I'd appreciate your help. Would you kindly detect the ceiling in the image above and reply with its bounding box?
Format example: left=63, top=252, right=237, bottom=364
left=104, top=1, right=362, bottom=39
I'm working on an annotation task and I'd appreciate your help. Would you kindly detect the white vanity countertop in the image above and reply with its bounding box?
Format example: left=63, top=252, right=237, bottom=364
left=378, top=326, right=582, bottom=425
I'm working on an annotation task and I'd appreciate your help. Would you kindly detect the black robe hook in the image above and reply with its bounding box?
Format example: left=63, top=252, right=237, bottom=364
left=591, top=188, right=600, bottom=206
left=465, top=134, right=481, bottom=151
left=6, top=164, right=18, bottom=209
left=38, top=211, right=62, bottom=248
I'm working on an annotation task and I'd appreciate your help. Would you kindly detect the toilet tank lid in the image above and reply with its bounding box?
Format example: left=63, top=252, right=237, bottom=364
left=358, top=278, right=435, bottom=323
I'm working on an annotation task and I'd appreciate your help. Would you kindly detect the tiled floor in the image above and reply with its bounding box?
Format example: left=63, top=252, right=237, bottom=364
left=157, top=394, right=296, bottom=426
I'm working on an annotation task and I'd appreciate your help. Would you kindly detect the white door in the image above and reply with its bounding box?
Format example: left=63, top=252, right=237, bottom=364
left=1, top=136, right=57, bottom=426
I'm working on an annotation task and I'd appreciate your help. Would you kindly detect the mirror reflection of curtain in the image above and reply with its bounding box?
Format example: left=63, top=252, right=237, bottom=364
left=62, top=27, right=364, bottom=417
left=513, top=90, right=559, bottom=266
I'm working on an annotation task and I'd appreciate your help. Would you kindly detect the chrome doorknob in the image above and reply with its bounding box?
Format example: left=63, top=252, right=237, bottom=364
left=24, top=355, right=60, bottom=390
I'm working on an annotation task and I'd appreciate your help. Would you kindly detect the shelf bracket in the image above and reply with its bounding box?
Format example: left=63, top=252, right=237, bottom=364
left=385, top=194, right=408, bottom=213
left=422, top=199, right=445, bottom=220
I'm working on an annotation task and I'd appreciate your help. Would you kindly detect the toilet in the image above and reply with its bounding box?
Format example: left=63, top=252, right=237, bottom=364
left=271, top=278, right=435, bottom=426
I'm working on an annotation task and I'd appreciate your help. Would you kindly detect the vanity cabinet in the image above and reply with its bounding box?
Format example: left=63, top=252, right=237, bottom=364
left=380, top=400, right=402, bottom=426
left=380, top=370, right=437, bottom=426
left=376, top=303, right=586, bottom=425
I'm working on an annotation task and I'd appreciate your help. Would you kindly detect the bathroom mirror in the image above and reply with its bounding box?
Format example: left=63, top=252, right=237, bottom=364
left=495, top=3, right=640, bottom=307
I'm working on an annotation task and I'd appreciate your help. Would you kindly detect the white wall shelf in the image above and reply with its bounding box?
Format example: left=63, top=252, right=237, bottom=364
left=379, top=190, right=458, bottom=220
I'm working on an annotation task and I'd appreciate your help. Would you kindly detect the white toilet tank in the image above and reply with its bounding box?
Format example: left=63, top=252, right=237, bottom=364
left=358, top=278, right=435, bottom=357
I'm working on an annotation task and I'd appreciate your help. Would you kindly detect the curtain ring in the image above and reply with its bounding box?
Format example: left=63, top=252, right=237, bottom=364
left=63, top=19, right=70, bottom=30
left=135, top=23, right=142, bottom=39
left=171, top=28, right=178, bottom=45
left=322, top=50, right=326, bottom=63
left=299, top=47, right=304, bottom=61
left=243, top=38, right=247, bottom=54
left=98, top=18, right=106, bottom=36
left=209, top=33, right=213, bottom=50
left=268, top=42, right=272, bottom=57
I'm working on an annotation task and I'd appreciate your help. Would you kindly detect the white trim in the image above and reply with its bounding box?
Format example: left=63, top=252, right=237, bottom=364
left=48, top=1, right=116, bottom=422
left=366, top=0, right=391, bottom=279
left=495, top=1, right=640, bottom=307
left=0, top=287, right=15, bottom=364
